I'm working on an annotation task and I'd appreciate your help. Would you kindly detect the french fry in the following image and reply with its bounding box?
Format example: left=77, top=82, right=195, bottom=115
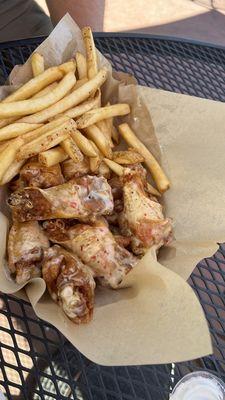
left=0, top=72, right=76, bottom=118
left=112, top=125, right=120, bottom=144
left=0, top=137, right=24, bottom=181
left=60, top=137, right=84, bottom=163
left=31, top=52, right=45, bottom=77
left=70, top=129, right=97, bottom=158
left=2, top=61, right=75, bottom=103
left=21, top=116, right=69, bottom=143
left=88, top=140, right=102, bottom=173
left=1, top=159, right=25, bottom=185
left=118, top=123, right=170, bottom=192
left=0, top=117, right=18, bottom=129
left=145, top=182, right=161, bottom=197
left=98, top=161, right=111, bottom=178
left=96, top=120, right=114, bottom=147
left=73, top=77, right=88, bottom=90
left=0, top=140, right=11, bottom=153
left=19, top=68, right=107, bottom=124
left=39, top=146, right=68, bottom=167
left=75, top=52, right=87, bottom=79
left=16, top=119, right=75, bottom=160
left=76, top=104, right=130, bottom=129
left=0, top=122, right=43, bottom=141
left=62, top=95, right=100, bottom=119
left=84, top=124, right=113, bottom=159
left=82, top=27, right=98, bottom=79
left=103, top=158, right=124, bottom=176
left=112, top=149, right=144, bottom=165
left=32, top=82, right=58, bottom=98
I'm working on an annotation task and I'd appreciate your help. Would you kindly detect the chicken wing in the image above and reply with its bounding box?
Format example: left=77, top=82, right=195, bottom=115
left=20, top=160, right=65, bottom=188
left=42, top=245, right=95, bottom=324
left=8, top=175, right=114, bottom=222
left=8, top=221, right=49, bottom=284
left=119, top=169, right=172, bottom=255
left=61, top=158, right=90, bottom=181
left=43, top=219, right=137, bottom=288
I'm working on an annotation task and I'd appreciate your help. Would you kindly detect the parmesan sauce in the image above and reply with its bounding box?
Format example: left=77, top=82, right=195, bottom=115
left=171, top=374, right=225, bottom=400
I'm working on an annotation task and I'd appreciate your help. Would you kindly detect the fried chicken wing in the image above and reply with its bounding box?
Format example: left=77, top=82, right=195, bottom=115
left=61, top=158, right=90, bottom=181
left=42, top=245, right=95, bottom=324
left=8, top=175, right=114, bottom=222
left=20, top=161, right=65, bottom=188
left=119, top=170, right=172, bottom=255
left=8, top=221, right=49, bottom=284
left=43, top=219, right=137, bottom=288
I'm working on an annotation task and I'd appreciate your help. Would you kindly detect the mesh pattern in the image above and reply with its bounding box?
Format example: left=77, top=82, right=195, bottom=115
left=0, top=34, right=225, bottom=399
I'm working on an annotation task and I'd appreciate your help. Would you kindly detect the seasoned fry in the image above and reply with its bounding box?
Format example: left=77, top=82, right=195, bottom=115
left=31, top=52, right=45, bottom=77
left=1, top=159, right=25, bottom=185
left=19, top=68, right=107, bottom=124
left=21, top=116, right=69, bottom=143
left=82, top=26, right=98, bottom=79
left=118, top=123, right=170, bottom=192
left=88, top=140, right=102, bottom=173
left=112, top=125, right=120, bottom=144
left=60, top=137, right=84, bottom=163
left=0, top=137, right=24, bottom=181
left=96, top=120, right=114, bottom=147
left=3, top=61, right=75, bottom=103
left=112, top=149, right=144, bottom=165
left=0, top=72, right=76, bottom=118
left=62, top=96, right=100, bottom=119
left=76, top=104, right=130, bottom=129
left=39, top=146, right=68, bottom=167
left=0, top=122, right=42, bottom=141
left=103, top=158, right=124, bottom=176
left=70, top=129, right=97, bottom=158
left=75, top=52, right=87, bottom=79
left=17, top=119, right=75, bottom=160
left=32, top=82, right=58, bottom=98
left=84, top=124, right=113, bottom=159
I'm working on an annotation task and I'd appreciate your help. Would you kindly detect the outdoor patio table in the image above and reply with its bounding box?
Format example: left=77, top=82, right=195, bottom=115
left=0, top=33, right=225, bottom=400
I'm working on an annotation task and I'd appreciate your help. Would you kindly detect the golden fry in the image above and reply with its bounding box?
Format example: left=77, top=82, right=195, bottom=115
left=82, top=26, right=98, bottom=79
left=76, top=104, right=130, bottom=129
left=70, top=129, right=97, bottom=158
left=88, top=140, right=102, bottom=173
left=17, top=119, right=75, bottom=160
left=145, top=182, right=161, bottom=197
left=39, top=147, right=68, bottom=167
left=0, top=117, right=18, bottom=129
left=31, top=52, right=45, bottom=77
left=1, top=159, right=25, bottom=185
left=75, top=52, right=87, bottom=79
left=3, top=61, right=75, bottom=103
left=112, top=125, right=120, bottom=144
left=32, top=82, right=58, bottom=98
left=21, top=116, right=69, bottom=143
left=96, top=120, right=114, bottom=148
left=0, top=122, right=42, bottom=141
left=60, top=137, right=84, bottom=163
left=112, top=149, right=144, bottom=165
left=73, top=77, right=88, bottom=90
left=62, top=95, right=99, bottom=119
left=84, top=124, right=113, bottom=159
left=0, top=137, right=24, bottom=181
left=0, top=72, right=76, bottom=118
left=118, top=123, right=170, bottom=192
left=19, top=68, right=107, bottom=124
left=103, top=158, right=124, bottom=176
left=0, top=140, right=11, bottom=153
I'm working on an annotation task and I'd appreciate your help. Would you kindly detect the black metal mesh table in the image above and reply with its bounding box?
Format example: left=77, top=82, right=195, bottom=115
left=0, top=34, right=225, bottom=400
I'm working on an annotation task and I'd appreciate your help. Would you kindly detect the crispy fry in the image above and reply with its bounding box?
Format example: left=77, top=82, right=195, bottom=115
left=16, top=119, right=75, bottom=160
left=76, top=104, right=130, bottom=129
left=21, top=116, right=69, bottom=143
left=19, top=68, right=107, bottom=124
left=60, top=137, right=84, bottom=163
left=145, top=182, right=161, bottom=197
left=0, top=72, right=76, bottom=118
left=32, top=82, right=58, bottom=98
left=0, top=137, right=24, bottom=181
left=96, top=120, right=114, bottom=147
left=0, top=122, right=43, bottom=141
left=1, top=159, right=25, bottom=185
left=88, top=140, right=102, bottom=172
left=112, top=149, right=144, bottom=165
left=76, top=52, right=87, bottom=79
left=62, top=95, right=99, bottom=119
left=39, top=146, right=68, bottom=167
left=112, top=125, right=120, bottom=144
left=70, top=129, right=97, bottom=158
left=0, top=140, right=11, bottom=153
left=103, top=158, right=124, bottom=176
left=118, top=123, right=170, bottom=192
left=31, top=52, right=45, bottom=77
left=0, top=117, right=18, bottom=129
left=84, top=124, right=113, bottom=159
left=82, top=27, right=98, bottom=79
left=3, top=61, right=75, bottom=103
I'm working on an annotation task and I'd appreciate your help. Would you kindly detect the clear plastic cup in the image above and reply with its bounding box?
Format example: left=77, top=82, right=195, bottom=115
left=171, top=371, right=225, bottom=399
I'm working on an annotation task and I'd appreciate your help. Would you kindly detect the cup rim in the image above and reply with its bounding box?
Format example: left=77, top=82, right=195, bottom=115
left=171, top=370, right=225, bottom=396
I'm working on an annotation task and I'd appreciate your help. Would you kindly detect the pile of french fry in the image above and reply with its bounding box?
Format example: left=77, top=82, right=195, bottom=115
left=0, top=27, right=170, bottom=194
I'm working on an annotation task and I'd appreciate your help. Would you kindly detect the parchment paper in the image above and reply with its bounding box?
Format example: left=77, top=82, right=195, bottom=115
left=2, top=14, right=225, bottom=365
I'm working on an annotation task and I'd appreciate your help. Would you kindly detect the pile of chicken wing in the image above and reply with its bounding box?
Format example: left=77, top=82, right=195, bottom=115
left=7, top=156, right=172, bottom=324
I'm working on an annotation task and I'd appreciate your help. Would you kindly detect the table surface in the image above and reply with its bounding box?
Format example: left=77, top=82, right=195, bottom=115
left=0, top=34, right=225, bottom=400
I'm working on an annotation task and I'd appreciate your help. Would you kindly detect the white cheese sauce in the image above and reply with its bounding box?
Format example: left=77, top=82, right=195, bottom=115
left=171, top=376, right=225, bottom=400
